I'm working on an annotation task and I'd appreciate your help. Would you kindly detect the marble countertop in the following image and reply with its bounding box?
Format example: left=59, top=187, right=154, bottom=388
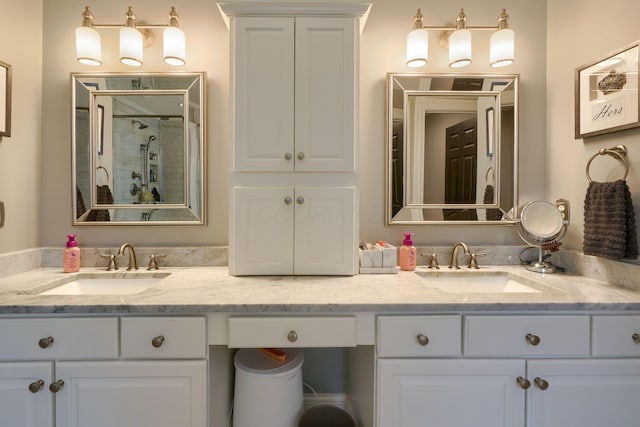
left=1, top=265, right=639, bottom=314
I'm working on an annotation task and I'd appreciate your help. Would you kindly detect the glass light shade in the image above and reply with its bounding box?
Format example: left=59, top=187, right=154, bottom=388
left=76, top=26, right=102, bottom=66
left=490, top=28, right=515, bottom=68
left=120, top=27, right=143, bottom=67
left=406, top=29, right=428, bottom=68
left=449, top=29, right=472, bottom=68
left=163, top=26, right=186, bottom=66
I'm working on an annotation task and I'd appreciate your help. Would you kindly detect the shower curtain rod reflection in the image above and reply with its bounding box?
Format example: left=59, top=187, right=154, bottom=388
left=112, top=114, right=184, bottom=119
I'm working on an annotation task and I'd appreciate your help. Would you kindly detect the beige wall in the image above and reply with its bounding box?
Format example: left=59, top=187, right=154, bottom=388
left=0, top=0, right=43, bottom=253
left=36, top=0, right=547, bottom=250
left=547, top=0, right=640, bottom=260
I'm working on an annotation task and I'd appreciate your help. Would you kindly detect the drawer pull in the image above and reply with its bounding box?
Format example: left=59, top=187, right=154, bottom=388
left=38, top=337, right=54, bottom=349
left=526, top=333, right=541, bottom=346
left=416, top=334, right=429, bottom=346
left=287, top=330, right=298, bottom=343
left=516, top=376, right=531, bottom=390
left=284, top=197, right=293, bottom=205
left=284, top=152, right=293, bottom=160
left=534, top=377, right=549, bottom=391
left=297, top=152, right=305, bottom=161
left=632, top=333, right=640, bottom=344
left=28, top=380, right=45, bottom=393
left=151, top=336, right=165, bottom=348
left=49, top=380, right=64, bottom=393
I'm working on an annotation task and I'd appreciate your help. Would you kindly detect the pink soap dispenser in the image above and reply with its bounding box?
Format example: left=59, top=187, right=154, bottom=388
left=63, top=234, right=81, bottom=273
left=399, top=233, right=416, bottom=271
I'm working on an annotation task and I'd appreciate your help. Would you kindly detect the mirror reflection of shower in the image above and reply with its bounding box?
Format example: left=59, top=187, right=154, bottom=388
left=131, top=119, right=148, bottom=129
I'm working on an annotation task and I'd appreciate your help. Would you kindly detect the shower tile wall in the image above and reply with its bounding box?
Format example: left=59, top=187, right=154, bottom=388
left=160, top=120, right=185, bottom=205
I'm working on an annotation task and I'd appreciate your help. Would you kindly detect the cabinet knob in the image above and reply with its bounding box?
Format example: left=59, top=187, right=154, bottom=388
left=526, top=333, right=541, bottom=346
left=297, top=152, right=305, bottom=161
left=151, top=336, right=165, bottom=348
left=632, top=333, right=640, bottom=344
left=516, top=376, right=531, bottom=390
left=416, top=334, right=429, bottom=346
left=28, top=380, right=45, bottom=393
left=284, top=197, right=293, bottom=205
left=284, top=152, right=293, bottom=160
left=534, top=377, right=549, bottom=391
left=38, top=336, right=54, bottom=349
left=49, top=380, right=65, bottom=393
left=287, top=330, right=298, bottom=343
left=296, top=196, right=305, bottom=205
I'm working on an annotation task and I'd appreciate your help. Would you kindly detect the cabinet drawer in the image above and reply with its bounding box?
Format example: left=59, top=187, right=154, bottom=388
left=0, top=318, right=118, bottom=360
left=592, top=316, right=640, bottom=356
left=228, top=316, right=357, bottom=348
left=121, top=317, right=206, bottom=359
left=464, top=315, right=590, bottom=356
left=377, top=315, right=461, bottom=357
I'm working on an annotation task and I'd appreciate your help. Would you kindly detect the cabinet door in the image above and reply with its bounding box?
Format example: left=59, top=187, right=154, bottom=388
left=294, top=186, right=356, bottom=275
left=295, top=18, right=356, bottom=172
left=377, top=359, right=525, bottom=427
left=528, top=359, right=640, bottom=427
left=231, top=186, right=294, bottom=275
left=55, top=361, right=206, bottom=427
left=233, top=17, right=295, bottom=172
left=0, top=362, right=52, bottom=427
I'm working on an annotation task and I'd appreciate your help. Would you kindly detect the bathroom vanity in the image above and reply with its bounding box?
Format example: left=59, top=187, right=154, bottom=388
left=1, top=263, right=640, bottom=427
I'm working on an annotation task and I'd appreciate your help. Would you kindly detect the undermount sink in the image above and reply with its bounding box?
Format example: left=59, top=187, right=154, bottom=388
left=33, top=272, right=171, bottom=296
left=415, top=271, right=542, bottom=294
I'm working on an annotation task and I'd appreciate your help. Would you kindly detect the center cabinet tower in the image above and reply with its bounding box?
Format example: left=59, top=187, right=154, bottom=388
left=219, top=2, right=371, bottom=275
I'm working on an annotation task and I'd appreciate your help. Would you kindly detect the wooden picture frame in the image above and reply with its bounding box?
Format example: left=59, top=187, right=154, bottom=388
left=575, top=40, right=640, bottom=139
left=0, top=61, right=12, bottom=137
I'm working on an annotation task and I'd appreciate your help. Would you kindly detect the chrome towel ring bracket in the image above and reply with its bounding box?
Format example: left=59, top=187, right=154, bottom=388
left=586, top=145, right=629, bottom=183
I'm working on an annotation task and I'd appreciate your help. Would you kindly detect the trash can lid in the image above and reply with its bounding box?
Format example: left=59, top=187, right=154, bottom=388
left=234, top=348, right=304, bottom=375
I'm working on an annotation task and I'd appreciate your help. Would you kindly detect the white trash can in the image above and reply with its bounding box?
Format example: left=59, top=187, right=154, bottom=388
left=233, top=348, right=304, bottom=427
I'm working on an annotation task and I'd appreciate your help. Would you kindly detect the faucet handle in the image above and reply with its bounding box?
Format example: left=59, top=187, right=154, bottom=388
left=100, top=253, right=118, bottom=271
left=468, top=253, right=486, bottom=269
left=421, top=253, right=440, bottom=269
left=147, top=254, right=166, bottom=271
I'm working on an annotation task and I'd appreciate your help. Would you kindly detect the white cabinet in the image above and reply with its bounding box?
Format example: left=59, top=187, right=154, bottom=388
left=0, top=316, right=207, bottom=427
left=527, top=359, right=640, bottom=427
left=0, top=362, right=52, bottom=427
left=377, top=359, right=525, bottom=427
left=376, top=314, right=640, bottom=427
left=232, top=186, right=356, bottom=275
left=233, top=17, right=356, bottom=172
left=54, top=361, right=206, bottom=427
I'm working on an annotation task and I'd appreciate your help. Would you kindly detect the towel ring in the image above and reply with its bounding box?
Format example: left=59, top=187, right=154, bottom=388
left=485, top=166, right=495, bottom=185
left=96, top=165, right=109, bottom=181
left=585, top=145, right=629, bottom=183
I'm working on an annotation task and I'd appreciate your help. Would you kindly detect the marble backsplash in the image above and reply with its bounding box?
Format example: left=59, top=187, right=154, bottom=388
left=0, top=245, right=638, bottom=292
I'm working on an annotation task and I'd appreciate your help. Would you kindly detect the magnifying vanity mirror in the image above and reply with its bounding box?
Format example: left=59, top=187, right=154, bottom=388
left=385, top=74, right=518, bottom=224
left=72, top=73, right=206, bottom=225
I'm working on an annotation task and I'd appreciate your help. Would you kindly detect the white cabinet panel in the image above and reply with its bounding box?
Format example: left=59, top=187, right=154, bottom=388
left=528, top=359, right=640, bottom=427
left=592, top=315, right=640, bottom=356
left=55, top=361, right=206, bottom=427
left=0, top=318, right=118, bottom=360
left=377, top=359, right=525, bottom=427
left=377, top=315, right=462, bottom=357
left=121, top=317, right=206, bottom=359
left=232, top=186, right=356, bottom=275
left=295, top=18, right=356, bottom=172
left=233, top=17, right=295, bottom=172
left=0, top=362, right=52, bottom=427
left=228, top=316, right=357, bottom=348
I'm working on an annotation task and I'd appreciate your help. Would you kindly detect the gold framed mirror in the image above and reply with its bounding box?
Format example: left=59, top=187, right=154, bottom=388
left=385, top=73, right=518, bottom=224
left=72, top=72, right=206, bottom=225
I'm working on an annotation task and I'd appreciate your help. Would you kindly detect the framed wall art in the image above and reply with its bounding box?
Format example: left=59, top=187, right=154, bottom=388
left=0, top=61, right=12, bottom=137
left=575, top=40, right=640, bottom=139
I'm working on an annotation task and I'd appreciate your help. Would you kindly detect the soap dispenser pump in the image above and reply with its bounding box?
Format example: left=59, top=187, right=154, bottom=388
left=399, top=232, right=416, bottom=271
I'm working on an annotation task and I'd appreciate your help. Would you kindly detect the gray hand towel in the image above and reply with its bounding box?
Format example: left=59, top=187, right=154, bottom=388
left=583, top=179, right=638, bottom=259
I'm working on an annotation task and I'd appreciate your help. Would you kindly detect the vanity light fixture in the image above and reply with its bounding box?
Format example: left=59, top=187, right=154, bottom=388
left=75, top=6, right=186, bottom=67
left=405, top=8, right=515, bottom=69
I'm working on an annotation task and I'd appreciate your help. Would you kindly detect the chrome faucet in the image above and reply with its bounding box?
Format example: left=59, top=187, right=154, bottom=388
left=118, top=243, right=138, bottom=271
left=448, top=242, right=471, bottom=269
